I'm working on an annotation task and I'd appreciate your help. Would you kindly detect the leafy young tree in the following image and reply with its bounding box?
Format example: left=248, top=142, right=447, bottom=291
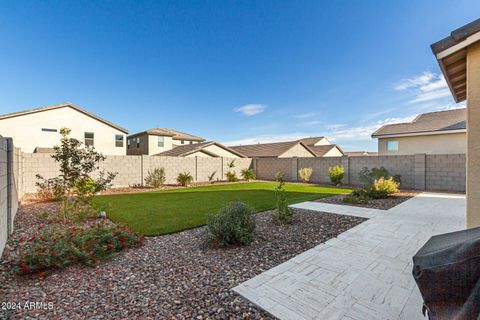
left=271, top=173, right=293, bottom=224
left=36, top=128, right=116, bottom=222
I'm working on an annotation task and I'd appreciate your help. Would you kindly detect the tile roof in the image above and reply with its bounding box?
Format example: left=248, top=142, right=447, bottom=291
left=0, top=102, right=129, bottom=133
left=128, top=128, right=205, bottom=141
left=308, top=145, right=343, bottom=157
left=156, top=141, right=246, bottom=158
left=230, top=141, right=315, bottom=158
left=372, top=108, right=466, bottom=137
left=298, top=136, right=325, bottom=146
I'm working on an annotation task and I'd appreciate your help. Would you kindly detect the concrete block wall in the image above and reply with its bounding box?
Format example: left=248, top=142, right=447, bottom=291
left=426, top=154, right=466, bottom=192
left=256, top=154, right=465, bottom=192
left=0, top=137, right=8, bottom=256
left=143, top=156, right=197, bottom=185
left=99, top=155, right=143, bottom=187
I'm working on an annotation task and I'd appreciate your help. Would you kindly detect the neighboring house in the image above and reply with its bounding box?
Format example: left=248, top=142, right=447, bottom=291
left=127, top=128, right=205, bottom=155
left=0, top=103, right=128, bottom=155
left=229, top=137, right=343, bottom=158
left=372, top=108, right=466, bottom=155
left=157, top=141, right=246, bottom=158
left=344, top=151, right=378, bottom=156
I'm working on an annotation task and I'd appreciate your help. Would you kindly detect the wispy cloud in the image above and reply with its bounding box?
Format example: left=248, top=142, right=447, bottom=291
left=223, top=115, right=416, bottom=146
left=300, top=120, right=322, bottom=127
left=233, top=104, right=267, bottom=116
left=294, top=112, right=317, bottom=119
left=394, top=71, right=451, bottom=103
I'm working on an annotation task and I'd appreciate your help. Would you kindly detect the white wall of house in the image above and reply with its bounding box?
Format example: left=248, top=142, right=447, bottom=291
left=377, top=132, right=466, bottom=155
left=280, top=144, right=315, bottom=158
left=148, top=135, right=174, bottom=155
left=172, top=139, right=199, bottom=146
left=0, top=107, right=127, bottom=155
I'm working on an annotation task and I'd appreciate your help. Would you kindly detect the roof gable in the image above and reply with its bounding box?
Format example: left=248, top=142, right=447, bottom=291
left=0, top=102, right=129, bottom=133
left=156, top=141, right=246, bottom=157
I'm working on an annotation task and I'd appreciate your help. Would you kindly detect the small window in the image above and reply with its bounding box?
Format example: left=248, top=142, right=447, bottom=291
left=158, top=136, right=165, bottom=147
left=115, top=134, right=124, bottom=147
left=387, top=141, right=399, bottom=151
left=41, top=128, right=57, bottom=132
left=85, top=132, right=94, bottom=147
left=181, top=140, right=185, bottom=145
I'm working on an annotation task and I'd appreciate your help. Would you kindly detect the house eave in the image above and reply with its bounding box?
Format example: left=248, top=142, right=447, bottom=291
left=372, top=129, right=466, bottom=139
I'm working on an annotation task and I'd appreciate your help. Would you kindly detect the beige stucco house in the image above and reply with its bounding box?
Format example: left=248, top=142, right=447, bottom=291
left=372, top=109, right=466, bottom=155
left=0, top=103, right=128, bottom=155
left=127, top=128, right=205, bottom=156
left=230, top=136, right=343, bottom=158
left=431, top=18, right=480, bottom=228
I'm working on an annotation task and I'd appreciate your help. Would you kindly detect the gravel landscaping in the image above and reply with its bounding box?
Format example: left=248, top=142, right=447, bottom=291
left=1, top=203, right=365, bottom=319
left=315, top=190, right=419, bottom=210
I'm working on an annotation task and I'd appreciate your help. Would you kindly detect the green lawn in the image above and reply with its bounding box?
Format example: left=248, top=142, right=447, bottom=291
left=94, top=182, right=352, bottom=236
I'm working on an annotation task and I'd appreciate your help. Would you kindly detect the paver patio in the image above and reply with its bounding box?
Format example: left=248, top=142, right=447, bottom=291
left=233, top=192, right=466, bottom=320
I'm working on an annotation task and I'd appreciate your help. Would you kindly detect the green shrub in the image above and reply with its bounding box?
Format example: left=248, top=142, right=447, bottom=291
left=329, top=165, right=345, bottom=185
left=15, top=222, right=143, bottom=275
left=298, top=167, right=313, bottom=183
left=358, top=166, right=390, bottom=186
left=206, top=201, right=256, bottom=246
left=145, top=167, right=166, bottom=188
left=177, top=172, right=194, bottom=186
left=343, top=192, right=370, bottom=204
left=373, top=177, right=399, bottom=195
left=241, top=168, right=256, bottom=181
left=272, top=175, right=293, bottom=224
left=226, top=171, right=239, bottom=182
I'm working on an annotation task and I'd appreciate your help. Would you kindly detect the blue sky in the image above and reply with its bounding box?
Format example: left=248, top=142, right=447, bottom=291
left=0, top=1, right=478, bottom=151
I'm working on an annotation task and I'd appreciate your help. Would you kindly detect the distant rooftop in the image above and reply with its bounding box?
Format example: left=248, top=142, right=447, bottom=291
left=372, top=108, right=466, bottom=137
left=128, top=128, right=205, bottom=142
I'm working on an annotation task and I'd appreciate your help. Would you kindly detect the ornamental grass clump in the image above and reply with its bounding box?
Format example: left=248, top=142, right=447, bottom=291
left=144, top=167, right=166, bottom=188
left=177, top=172, right=194, bottom=186
left=206, top=200, right=256, bottom=246
left=15, top=222, right=143, bottom=275
left=240, top=168, right=256, bottom=181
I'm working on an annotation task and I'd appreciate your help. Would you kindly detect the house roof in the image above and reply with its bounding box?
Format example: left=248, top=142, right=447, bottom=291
left=431, top=19, right=480, bottom=102
left=156, top=141, right=246, bottom=158
left=308, top=144, right=344, bottom=157
left=298, top=136, right=326, bottom=146
left=128, top=128, right=205, bottom=142
left=372, top=108, right=466, bottom=138
left=33, top=147, right=56, bottom=153
left=230, top=140, right=316, bottom=158
left=0, top=102, right=129, bottom=133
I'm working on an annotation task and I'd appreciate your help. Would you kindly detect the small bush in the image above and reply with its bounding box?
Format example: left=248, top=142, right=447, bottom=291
left=177, top=172, right=194, bottom=186
left=343, top=192, right=370, bottom=204
left=272, top=175, right=293, bottom=224
left=241, top=168, right=256, bottom=181
left=35, top=176, right=64, bottom=202
left=373, top=177, right=399, bottom=195
left=206, top=201, right=256, bottom=246
left=358, top=166, right=391, bottom=186
left=226, top=171, right=239, bottom=182
left=329, top=165, right=344, bottom=186
left=145, top=167, right=166, bottom=188
left=298, top=167, right=313, bottom=183
left=15, top=222, right=143, bottom=275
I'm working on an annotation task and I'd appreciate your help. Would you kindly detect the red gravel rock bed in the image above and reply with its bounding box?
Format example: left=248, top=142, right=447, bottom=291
left=315, top=191, right=419, bottom=210
left=1, top=204, right=365, bottom=319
